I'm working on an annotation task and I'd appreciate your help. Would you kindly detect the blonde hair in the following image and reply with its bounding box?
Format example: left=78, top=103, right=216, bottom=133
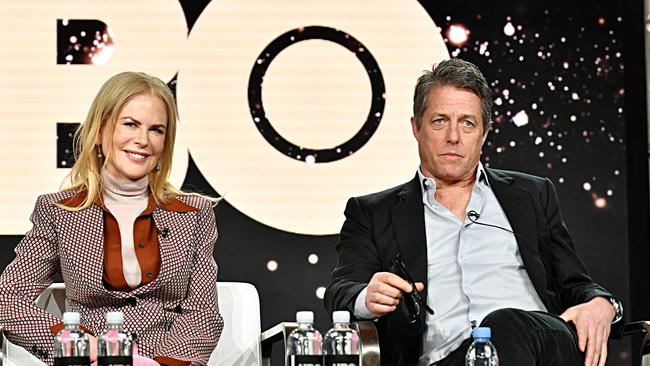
left=60, top=71, right=191, bottom=211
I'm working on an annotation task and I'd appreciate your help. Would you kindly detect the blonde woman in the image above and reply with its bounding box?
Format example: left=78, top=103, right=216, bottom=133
left=0, top=72, right=223, bottom=366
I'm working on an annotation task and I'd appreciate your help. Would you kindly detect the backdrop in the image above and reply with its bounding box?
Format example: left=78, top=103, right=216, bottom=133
left=0, top=1, right=638, bottom=364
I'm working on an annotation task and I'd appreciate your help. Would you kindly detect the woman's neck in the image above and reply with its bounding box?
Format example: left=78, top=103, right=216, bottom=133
left=101, top=170, right=149, bottom=199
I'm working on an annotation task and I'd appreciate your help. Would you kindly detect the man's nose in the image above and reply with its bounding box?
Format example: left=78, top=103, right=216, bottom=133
left=445, top=122, right=460, bottom=143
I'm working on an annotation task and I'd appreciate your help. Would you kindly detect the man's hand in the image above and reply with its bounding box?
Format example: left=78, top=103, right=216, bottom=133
left=559, top=297, right=616, bottom=366
left=365, top=272, right=424, bottom=317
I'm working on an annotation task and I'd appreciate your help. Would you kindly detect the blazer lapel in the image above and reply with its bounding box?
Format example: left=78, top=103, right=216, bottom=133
left=58, top=204, right=106, bottom=292
left=145, top=207, right=196, bottom=290
left=487, top=169, right=548, bottom=304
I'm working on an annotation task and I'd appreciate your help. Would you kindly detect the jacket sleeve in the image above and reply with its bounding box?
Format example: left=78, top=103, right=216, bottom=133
left=154, top=200, right=224, bottom=366
left=540, top=179, right=613, bottom=305
left=0, top=195, right=62, bottom=364
left=324, top=197, right=382, bottom=318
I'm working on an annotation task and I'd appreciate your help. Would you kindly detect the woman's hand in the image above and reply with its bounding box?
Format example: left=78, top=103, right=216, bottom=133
left=88, top=334, right=98, bottom=362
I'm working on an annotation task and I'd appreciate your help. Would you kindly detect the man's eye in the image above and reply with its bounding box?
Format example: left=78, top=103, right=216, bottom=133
left=461, top=120, right=476, bottom=128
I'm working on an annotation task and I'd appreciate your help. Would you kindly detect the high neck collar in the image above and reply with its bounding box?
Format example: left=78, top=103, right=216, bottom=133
left=102, top=170, right=149, bottom=198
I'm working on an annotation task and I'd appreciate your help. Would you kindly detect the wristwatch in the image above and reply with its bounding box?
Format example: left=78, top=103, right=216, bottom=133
left=608, top=297, right=623, bottom=324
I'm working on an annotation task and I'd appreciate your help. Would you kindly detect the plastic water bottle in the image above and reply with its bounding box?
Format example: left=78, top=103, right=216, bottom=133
left=322, top=311, right=359, bottom=366
left=97, top=312, right=133, bottom=366
left=465, top=327, right=499, bottom=366
left=286, top=311, right=322, bottom=366
left=53, top=312, right=91, bottom=366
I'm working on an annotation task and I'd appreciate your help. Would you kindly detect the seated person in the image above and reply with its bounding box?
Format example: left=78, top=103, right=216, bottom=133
left=0, top=71, right=223, bottom=366
left=324, top=58, right=623, bottom=366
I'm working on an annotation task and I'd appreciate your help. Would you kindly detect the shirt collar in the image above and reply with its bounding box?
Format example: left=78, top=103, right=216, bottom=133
left=57, top=190, right=198, bottom=214
left=417, top=162, right=490, bottom=204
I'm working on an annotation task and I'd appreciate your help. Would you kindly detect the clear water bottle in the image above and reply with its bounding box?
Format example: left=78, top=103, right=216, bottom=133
left=465, top=327, right=499, bottom=366
left=286, top=311, right=322, bottom=366
left=97, top=312, right=133, bottom=366
left=322, top=311, right=359, bottom=366
left=53, top=312, right=91, bottom=366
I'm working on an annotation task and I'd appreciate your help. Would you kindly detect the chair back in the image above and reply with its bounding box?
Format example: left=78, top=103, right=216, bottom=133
left=208, top=282, right=262, bottom=366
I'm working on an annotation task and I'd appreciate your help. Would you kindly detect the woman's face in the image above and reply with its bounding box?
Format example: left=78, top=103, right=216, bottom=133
left=99, top=93, right=168, bottom=181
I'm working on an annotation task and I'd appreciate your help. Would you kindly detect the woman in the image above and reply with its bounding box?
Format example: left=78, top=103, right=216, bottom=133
left=0, top=72, right=223, bottom=366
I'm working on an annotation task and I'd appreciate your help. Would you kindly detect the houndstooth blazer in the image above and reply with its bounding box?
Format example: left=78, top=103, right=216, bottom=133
left=0, top=191, right=224, bottom=366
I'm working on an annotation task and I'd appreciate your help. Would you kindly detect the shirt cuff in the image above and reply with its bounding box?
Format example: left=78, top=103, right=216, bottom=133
left=154, top=355, right=191, bottom=366
left=353, top=286, right=377, bottom=320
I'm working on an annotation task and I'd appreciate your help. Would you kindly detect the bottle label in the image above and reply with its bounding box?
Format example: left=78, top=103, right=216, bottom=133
left=324, top=355, right=359, bottom=366
left=54, top=357, right=90, bottom=366
left=288, top=355, right=323, bottom=366
left=97, top=356, right=133, bottom=366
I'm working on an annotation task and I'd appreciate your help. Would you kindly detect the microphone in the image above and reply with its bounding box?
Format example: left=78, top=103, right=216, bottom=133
left=466, top=210, right=536, bottom=249
left=467, top=210, right=480, bottom=221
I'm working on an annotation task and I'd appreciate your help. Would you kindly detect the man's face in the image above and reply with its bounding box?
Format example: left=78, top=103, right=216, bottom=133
left=411, top=84, right=488, bottom=186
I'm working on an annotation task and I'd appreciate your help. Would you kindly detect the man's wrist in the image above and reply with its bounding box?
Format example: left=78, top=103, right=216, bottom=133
left=607, top=297, right=623, bottom=324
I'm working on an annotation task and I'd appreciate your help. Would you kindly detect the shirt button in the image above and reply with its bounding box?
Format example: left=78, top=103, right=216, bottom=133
left=126, top=297, right=137, bottom=307
left=146, top=272, right=153, bottom=278
left=138, top=242, right=145, bottom=249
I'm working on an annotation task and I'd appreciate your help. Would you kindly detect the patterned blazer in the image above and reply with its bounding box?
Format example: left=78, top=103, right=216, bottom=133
left=0, top=191, right=224, bottom=366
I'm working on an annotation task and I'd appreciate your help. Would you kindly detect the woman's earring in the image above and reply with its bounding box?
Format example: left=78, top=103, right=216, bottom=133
left=96, top=145, right=104, bottom=160
left=155, top=162, right=161, bottom=172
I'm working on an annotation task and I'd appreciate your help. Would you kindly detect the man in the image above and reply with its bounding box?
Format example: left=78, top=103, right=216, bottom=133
left=324, top=59, right=622, bottom=366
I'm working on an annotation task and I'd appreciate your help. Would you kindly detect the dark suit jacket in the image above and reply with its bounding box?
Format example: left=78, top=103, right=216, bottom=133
left=324, top=168, right=617, bottom=366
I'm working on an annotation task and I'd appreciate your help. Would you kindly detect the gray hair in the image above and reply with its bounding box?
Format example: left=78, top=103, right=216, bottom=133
left=413, top=58, right=492, bottom=133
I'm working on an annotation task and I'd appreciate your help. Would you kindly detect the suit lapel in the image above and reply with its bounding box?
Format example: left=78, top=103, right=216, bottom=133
left=486, top=169, right=548, bottom=302
left=390, top=175, right=427, bottom=284
left=58, top=204, right=107, bottom=292
left=389, top=175, right=429, bottom=334
left=144, top=207, right=196, bottom=291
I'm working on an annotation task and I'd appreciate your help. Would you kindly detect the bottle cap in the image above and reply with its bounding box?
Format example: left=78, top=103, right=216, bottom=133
left=332, top=310, right=350, bottom=324
left=106, top=311, right=124, bottom=325
left=296, top=311, right=314, bottom=323
left=62, top=312, right=80, bottom=325
left=472, top=327, right=491, bottom=339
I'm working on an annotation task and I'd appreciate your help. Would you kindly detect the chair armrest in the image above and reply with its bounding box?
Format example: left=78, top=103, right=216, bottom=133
left=260, top=322, right=297, bottom=366
left=623, top=321, right=650, bottom=337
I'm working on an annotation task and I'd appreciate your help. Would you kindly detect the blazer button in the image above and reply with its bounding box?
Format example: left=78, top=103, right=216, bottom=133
left=146, top=272, right=153, bottom=278
left=138, top=242, right=145, bottom=249
left=126, top=297, right=137, bottom=307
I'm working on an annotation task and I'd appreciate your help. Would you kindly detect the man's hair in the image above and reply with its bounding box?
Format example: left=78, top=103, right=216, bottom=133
left=412, top=58, right=493, bottom=132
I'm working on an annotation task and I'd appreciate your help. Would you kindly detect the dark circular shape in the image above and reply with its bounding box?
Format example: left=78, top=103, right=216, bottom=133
left=248, top=26, right=386, bottom=163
